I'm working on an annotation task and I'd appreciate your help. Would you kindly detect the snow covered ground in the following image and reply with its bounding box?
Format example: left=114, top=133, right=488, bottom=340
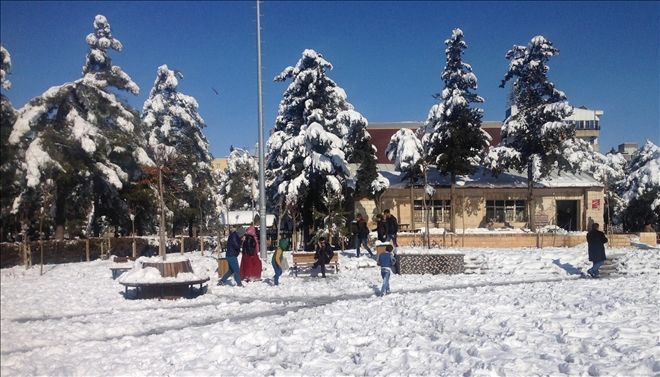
left=1, top=244, right=659, bottom=376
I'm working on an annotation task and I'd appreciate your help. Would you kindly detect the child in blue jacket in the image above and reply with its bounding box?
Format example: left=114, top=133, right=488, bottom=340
left=377, top=245, right=396, bottom=295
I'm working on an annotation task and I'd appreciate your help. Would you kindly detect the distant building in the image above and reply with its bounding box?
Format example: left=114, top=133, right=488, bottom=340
left=211, top=157, right=228, bottom=171
left=616, top=142, right=639, bottom=161
left=507, top=105, right=603, bottom=152
left=368, top=121, right=502, bottom=164
left=356, top=167, right=604, bottom=232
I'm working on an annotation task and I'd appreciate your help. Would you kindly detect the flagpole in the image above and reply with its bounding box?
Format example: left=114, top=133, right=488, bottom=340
left=256, top=0, right=267, bottom=260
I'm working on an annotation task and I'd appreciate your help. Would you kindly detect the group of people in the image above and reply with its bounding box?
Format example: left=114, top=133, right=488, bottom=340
left=354, top=209, right=399, bottom=257
left=219, top=224, right=263, bottom=287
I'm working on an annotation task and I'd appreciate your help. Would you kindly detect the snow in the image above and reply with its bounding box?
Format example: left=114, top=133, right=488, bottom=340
left=24, top=137, right=63, bottom=187
left=1, top=45, right=11, bottom=90
left=1, top=243, right=658, bottom=376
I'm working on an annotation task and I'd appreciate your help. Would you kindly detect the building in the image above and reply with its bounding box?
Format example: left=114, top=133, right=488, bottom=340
left=356, top=167, right=604, bottom=232
left=507, top=105, right=603, bottom=152
left=368, top=121, right=502, bottom=164
left=616, top=142, right=639, bottom=161
left=211, top=157, right=228, bottom=171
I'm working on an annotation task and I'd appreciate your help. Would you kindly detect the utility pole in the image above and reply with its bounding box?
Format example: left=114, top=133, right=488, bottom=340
left=256, top=0, right=267, bottom=260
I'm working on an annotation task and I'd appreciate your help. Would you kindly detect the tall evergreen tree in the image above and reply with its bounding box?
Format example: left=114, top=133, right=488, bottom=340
left=385, top=128, right=433, bottom=247
left=0, top=45, right=21, bottom=241
left=142, top=64, right=217, bottom=237
left=618, top=141, right=660, bottom=231
left=340, top=110, right=380, bottom=199
left=421, top=28, right=490, bottom=232
left=9, top=15, right=148, bottom=240
left=216, top=146, right=258, bottom=210
left=266, top=50, right=352, bottom=248
left=485, top=36, right=575, bottom=231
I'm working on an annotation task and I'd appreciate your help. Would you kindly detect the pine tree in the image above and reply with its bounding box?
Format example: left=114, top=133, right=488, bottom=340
left=0, top=45, right=21, bottom=241
left=421, top=28, right=490, bottom=232
left=9, top=15, right=148, bottom=240
left=217, top=146, right=258, bottom=210
left=340, top=110, right=380, bottom=199
left=485, top=36, right=575, bottom=231
left=618, top=141, right=660, bottom=231
left=142, top=64, right=217, bottom=238
left=385, top=128, right=432, bottom=247
left=266, top=49, right=352, bottom=248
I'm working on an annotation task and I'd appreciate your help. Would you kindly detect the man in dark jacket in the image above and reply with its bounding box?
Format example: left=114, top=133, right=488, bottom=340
left=586, top=223, right=608, bottom=278
left=384, top=209, right=399, bottom=247
left=355, top=214, right=374, bottom=258
left=219, top=226, right=243, bottom=286
left=312, top=237, right=333, bottom=278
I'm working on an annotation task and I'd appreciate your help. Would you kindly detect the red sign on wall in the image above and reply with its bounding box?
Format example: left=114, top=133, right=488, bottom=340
left=592, top=199, right=601, bottom=209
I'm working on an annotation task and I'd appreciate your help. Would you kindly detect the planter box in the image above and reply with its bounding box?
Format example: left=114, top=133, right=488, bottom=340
left=397, top=253, right=464, bottom=275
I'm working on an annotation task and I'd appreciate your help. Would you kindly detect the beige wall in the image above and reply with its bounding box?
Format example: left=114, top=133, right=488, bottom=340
left=360, top=186, right=604, bottom=231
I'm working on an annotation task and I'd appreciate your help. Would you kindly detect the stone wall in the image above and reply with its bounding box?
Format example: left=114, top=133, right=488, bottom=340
left=396, top=232, right=634, bottom=249
left=398, top=254, right=464, bottom=274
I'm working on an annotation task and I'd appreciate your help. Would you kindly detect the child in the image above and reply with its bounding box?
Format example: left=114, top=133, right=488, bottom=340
left=377, top=244, right=396, bottom=295
left=272, top=239, right=289, bottom=285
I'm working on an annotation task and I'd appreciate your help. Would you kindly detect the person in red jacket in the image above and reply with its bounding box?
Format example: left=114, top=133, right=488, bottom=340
left=239, top=225, right=262, bottom=281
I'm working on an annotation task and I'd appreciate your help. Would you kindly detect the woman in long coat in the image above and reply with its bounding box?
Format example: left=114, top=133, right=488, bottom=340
left=240, top=225, right=263, bottom=281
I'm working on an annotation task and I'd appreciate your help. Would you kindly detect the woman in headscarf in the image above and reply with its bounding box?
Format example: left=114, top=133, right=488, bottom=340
left=239, top=225, right=263, bottom=281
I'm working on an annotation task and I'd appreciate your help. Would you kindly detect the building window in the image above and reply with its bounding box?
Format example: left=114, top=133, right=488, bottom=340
left=486, top=200, right=527, bottom=222
left=413, top=200, right=451, bottom=224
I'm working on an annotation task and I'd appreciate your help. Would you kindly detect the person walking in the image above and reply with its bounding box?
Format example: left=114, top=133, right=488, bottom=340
left=374, top=214, right=387, bottom=242
left=312, top=237, right=334, bottom=278
left=355, top=214, right=374, bottom=258
left=377, top=244, right=396, bottom=295
left=219, top=225, right=243, bottom=287
left=586, top=223, right=608, bottom=278
left=240, top=225, right=263, bottom=281
left=272, top=238, right=288, bottom=286
left=384, top=209, right=399, bottom=247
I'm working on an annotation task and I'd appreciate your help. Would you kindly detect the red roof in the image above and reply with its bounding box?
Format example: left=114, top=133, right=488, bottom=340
left=369, top=123, right=502, bottom=163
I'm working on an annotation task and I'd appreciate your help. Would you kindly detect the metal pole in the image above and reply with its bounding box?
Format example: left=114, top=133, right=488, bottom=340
left=256, top=0, right=267, bottom=260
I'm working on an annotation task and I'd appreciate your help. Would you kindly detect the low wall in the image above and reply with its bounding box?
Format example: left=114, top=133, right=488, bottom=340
left=398, top=253, right=464, bottom=275
left=0, top=237, right=217, bottom=268
left=397, top=233, right=635, bottom=248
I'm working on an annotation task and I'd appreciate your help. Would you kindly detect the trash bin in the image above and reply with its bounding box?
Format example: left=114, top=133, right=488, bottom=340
left=217, top=258, right=229, bottom=277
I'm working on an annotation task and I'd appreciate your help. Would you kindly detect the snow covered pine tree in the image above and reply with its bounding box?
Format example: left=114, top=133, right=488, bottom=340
left=8, top=15, right=148, bottom=240
left=486, top=36, right=577, bottom=231
left=421, top=28, right=490, bottom=232
left=142, top=65, right=218, bottom=238
left=266, top=49, right=353, bottom=248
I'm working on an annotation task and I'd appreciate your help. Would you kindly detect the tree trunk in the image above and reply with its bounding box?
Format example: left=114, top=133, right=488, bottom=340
left=158, top=167, right=167, bottom=260
left=527, top=165, right=535, bottom=232
left=409, top=182, right=415, bottom=231
left=54, top=187, right=66, bottom=241
left=450, top=173, right=456, bottom=233
left=424, top=173, right=430, bottom=249
left=276, top=199, right=284, bottom=243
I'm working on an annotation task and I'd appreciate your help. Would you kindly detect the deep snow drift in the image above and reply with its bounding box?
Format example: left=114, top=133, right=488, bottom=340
left=1, top=244, right=658, bottom=376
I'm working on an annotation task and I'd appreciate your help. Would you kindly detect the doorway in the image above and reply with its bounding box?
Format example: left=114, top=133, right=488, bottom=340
left=556, top=200, right=579, bottom=231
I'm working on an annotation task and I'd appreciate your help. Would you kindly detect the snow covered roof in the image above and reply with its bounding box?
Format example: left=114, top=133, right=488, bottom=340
left=220, top=210, right=276, bottom=227
left=382, top=167, right=603, bottom=189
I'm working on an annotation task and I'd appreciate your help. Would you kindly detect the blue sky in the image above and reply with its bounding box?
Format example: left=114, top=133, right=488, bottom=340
left=1, top=1, right=658, bottom=157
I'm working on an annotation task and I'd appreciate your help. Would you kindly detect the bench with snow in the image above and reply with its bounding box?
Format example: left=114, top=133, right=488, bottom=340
left=120, top=278, right=210, bottom=299
left=292, top=252, right=339, bottom=277
left=109, top=256, right=137, bottom=279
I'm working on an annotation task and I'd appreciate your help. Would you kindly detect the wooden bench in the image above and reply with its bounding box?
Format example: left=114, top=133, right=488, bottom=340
left=110, top=267, right=132, bottom=279
left=292, top=252, right=339, bottom=276
left=119, top=277, right=210, bottom=299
